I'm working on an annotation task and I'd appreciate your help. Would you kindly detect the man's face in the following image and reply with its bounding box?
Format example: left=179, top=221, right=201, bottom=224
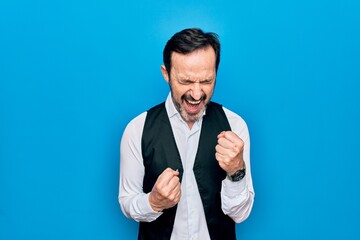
left=161, top=46, right=216, bottom=127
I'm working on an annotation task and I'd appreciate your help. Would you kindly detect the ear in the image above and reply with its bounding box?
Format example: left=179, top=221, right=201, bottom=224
left=160, top=65, right=169, bottom=83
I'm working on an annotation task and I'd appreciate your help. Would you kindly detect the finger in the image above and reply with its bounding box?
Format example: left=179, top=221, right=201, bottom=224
left=217, top=131, right=226, bottom=139
left=216, top=157, right=227, bottom=171
left=172, top=187, right=181, bottom=203
left=165, top=167, right=179, bottom=175
left=170, top=180, right=181, bottom=195
left=223, top=131, right=243, bottom=145
left=216, top=151, right=234, bottom=164
left=157, top=168, right=179, bottom=187
left=166, top=175, right=180, bottom=192
left=219, top=133, right=244, bottom=155
left=215, top=144, right=229, bottom=156
left=215, top=152, right=227, bottom=162
left=167, top=187, right=181, bottom=206
left=217, top=137, right=236, bottom=149
left=162, top=177, right=181, bottom=199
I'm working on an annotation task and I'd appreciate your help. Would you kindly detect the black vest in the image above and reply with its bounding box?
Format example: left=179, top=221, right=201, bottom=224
left=139, top=102, right=236, bottom=240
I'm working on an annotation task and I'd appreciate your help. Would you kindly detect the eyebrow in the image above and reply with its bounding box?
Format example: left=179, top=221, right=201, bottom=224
left=179, top=78, right=214, bottom=83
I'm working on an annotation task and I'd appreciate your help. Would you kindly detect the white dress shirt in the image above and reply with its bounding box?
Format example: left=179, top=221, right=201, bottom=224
left=119, top=93, right=254, bottom=240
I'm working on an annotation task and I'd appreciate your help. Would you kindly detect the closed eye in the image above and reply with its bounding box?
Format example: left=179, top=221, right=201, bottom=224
left=177, top=79, right=214, bottom=85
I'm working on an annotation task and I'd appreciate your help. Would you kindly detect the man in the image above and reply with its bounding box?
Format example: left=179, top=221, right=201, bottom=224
left=119, top=28, right=254, bottom=240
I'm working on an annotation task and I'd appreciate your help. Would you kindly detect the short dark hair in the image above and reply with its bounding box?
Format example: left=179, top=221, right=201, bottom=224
left=163, top=28, right=221, bottom=75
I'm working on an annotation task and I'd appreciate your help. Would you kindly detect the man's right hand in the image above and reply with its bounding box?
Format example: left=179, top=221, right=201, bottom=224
left=148, top=168, right=181, bottom=212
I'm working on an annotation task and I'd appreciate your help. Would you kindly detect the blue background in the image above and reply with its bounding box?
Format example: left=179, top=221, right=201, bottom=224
left=1, top=0, right=360, bottom=239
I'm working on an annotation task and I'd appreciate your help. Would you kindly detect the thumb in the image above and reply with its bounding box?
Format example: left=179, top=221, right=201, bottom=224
left=217, top=131, right=226, bottom=139
left=224, top=131, right=242, bottom=144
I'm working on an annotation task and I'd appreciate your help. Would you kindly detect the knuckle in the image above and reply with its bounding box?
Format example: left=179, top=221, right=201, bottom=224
left=168, top=195, right=175, bottom=202
left=215, top=145, right=220, bottom=151
left=162, top=190, right=170, bottom=198
left=229, top=152, right=236, bottom=158
left=154, top=185, right=161, bottom=192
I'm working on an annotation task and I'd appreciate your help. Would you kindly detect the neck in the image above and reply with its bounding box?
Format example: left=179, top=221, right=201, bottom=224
left=186, top=121, right=194, bottom=129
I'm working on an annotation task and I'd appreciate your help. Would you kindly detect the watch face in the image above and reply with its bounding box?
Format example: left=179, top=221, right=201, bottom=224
left=231, top=168, right=246, bottom=181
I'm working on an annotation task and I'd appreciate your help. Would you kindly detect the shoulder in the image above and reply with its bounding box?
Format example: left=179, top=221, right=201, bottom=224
left=127, top=111, right=147, bottom=128
left=222, top=107, right=246, bottom=126
left=122, top=111, right=148, bottom=141
left=123, top=101, right=166, bottom=137
left=222, top=106, right=249, bottom=141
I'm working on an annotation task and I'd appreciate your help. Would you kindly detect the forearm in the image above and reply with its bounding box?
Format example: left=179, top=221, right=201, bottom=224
left=118, top=112, right=162, bottom=222
left=220, top=109, right=255, bottom=223
left=221, top=178, right=254, bottom=223
left=220, top=141, right=254, bottom=223
left=119, top=192, right=162, bottom=222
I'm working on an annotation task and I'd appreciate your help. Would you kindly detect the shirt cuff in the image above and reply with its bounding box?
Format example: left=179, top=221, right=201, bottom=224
left=137, top=193, right=163, bottom=221
left=222, top=177, right=247, bottom=198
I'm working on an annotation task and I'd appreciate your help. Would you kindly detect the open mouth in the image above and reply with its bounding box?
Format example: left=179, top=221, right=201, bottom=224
left=183, top=98, right=203, bottom=114
left=186, top=99, right=202, bottom=105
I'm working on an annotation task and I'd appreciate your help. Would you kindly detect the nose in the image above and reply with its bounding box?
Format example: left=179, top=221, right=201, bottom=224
left=191, top=82, right=203, bottom=100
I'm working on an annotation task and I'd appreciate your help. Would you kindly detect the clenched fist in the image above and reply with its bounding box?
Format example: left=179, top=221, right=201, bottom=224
left=149, top=168, right=181, bottom=212
left=215, top=131, right=245, bottom=175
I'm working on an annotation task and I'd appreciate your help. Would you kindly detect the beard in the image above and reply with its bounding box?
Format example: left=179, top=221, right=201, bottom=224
left=171, top=91, right=209, bottom=124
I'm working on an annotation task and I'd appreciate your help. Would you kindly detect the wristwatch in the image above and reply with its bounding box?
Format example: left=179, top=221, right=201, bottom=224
left=227, top=167, right=246, bottom=182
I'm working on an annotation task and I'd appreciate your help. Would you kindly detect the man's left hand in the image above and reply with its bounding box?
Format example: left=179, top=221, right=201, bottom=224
left=215, top=131, right=245, bottom=175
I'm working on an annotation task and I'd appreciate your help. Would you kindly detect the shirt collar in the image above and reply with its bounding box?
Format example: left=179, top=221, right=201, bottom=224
left=165, top=93, right=179, bottom=119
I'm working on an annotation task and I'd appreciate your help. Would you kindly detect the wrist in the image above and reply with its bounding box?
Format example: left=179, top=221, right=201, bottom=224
left=226, top=164, right=246, bottom=182
left=148, top=192, right=163, bottom=212
left=228, top=160, right=245, bottom=175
